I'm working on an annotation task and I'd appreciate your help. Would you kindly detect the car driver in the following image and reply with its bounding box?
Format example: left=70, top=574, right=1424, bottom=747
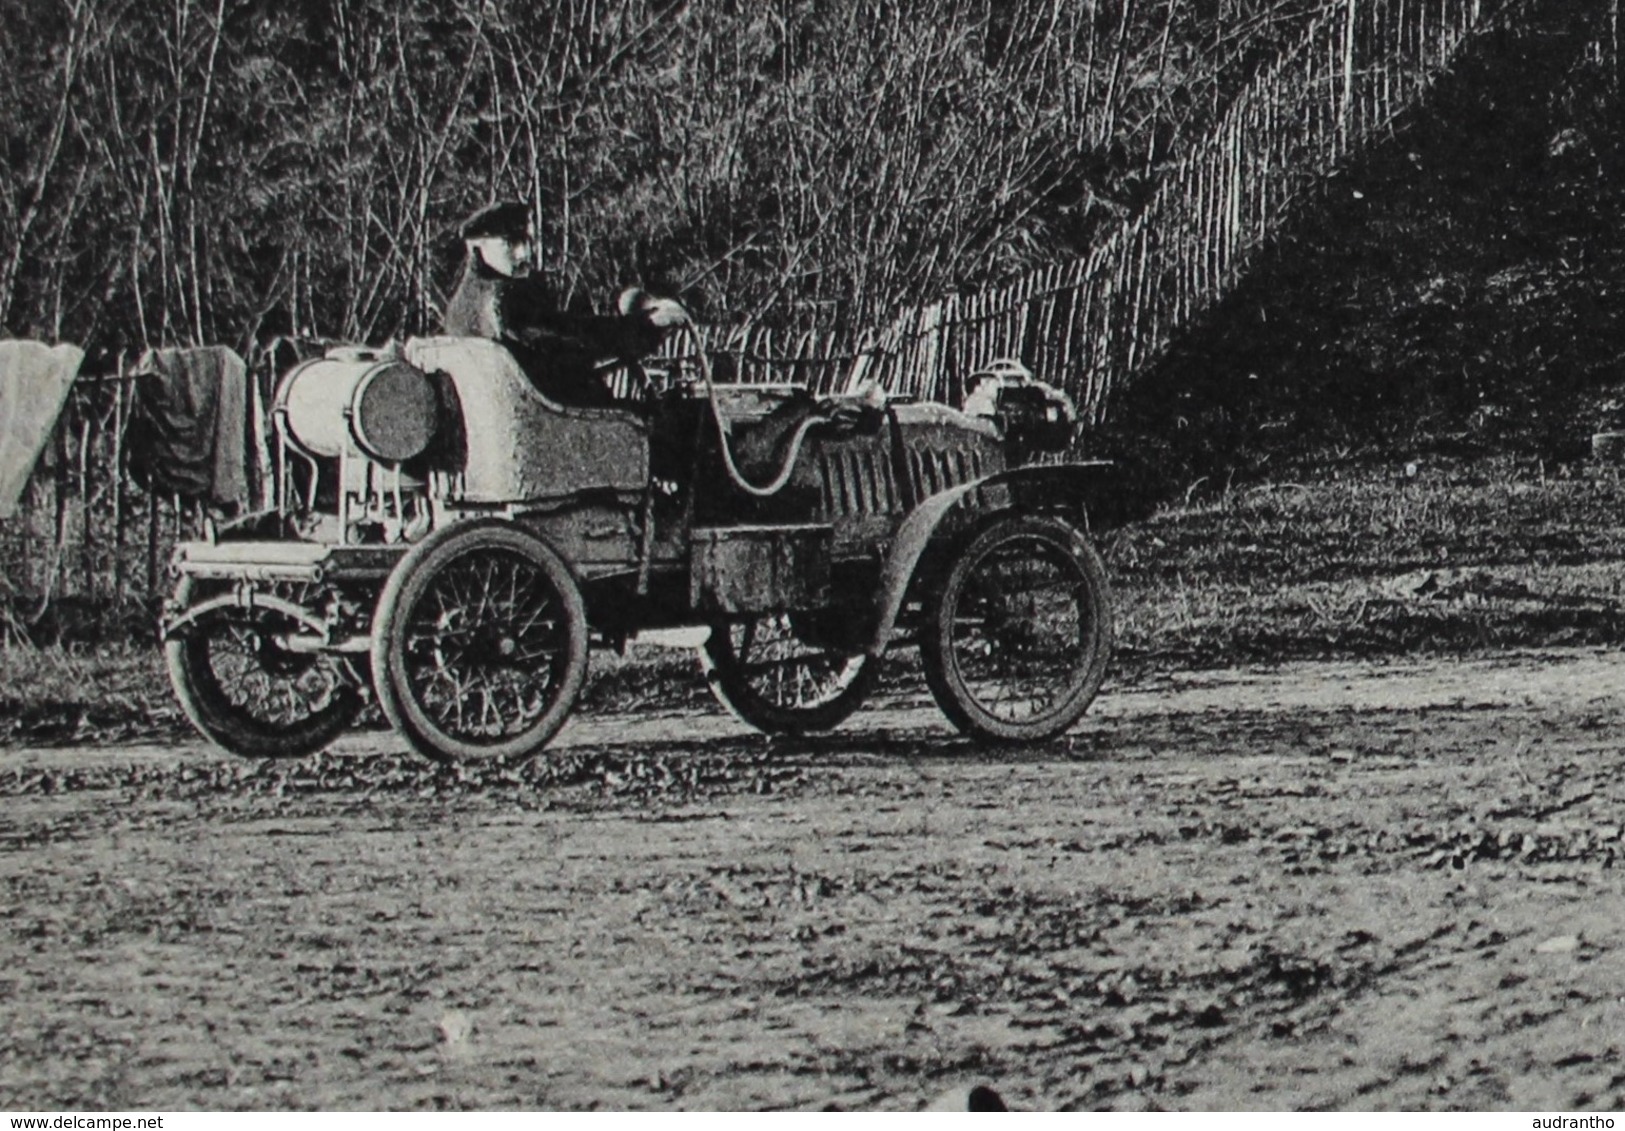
left=443, top=200, right=688, bottom=406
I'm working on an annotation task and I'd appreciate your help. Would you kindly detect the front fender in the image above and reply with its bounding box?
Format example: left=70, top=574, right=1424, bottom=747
left=867, top=460, right=1118, bottom=657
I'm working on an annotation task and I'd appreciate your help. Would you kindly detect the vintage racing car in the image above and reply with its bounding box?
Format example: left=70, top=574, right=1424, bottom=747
left=161, top=331, right=1125, bottom=763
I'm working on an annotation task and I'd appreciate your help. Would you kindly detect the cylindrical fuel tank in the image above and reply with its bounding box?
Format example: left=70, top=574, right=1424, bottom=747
left=277, top=353, right=439, bottom=463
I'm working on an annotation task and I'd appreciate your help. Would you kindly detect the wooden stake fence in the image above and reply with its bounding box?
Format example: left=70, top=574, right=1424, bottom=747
left=660, top=0, right=1552, bottom=424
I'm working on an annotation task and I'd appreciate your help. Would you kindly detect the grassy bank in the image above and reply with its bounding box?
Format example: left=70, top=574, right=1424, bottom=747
left=6, top=453, right=1625, bottom=747
left=1106, top=453, right=1625, bottom=671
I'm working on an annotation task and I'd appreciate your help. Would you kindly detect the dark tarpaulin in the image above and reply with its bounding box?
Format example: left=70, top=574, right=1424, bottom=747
left=127, top=345, right=250, bottom=508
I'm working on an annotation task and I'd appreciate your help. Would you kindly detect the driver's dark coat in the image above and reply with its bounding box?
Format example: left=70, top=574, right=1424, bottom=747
left=443, top=256, right=660, bottom=407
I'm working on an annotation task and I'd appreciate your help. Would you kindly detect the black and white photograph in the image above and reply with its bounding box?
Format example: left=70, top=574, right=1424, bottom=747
left=3, top=0, right=1624, bottom=1114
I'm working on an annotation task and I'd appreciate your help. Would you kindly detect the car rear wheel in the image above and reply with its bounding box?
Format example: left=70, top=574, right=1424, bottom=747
left=701, top=613, right=874, bottom=734
left=372, top=521, right=588, bottom=764
left=920, top=514, right=1111, bottom=743
left=165, top=578, right=363, bottom=759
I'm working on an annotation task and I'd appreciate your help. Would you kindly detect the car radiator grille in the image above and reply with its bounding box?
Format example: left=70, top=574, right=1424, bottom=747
left=817, top=443, right=990, bottom=519
left=818, top=449, right=898, bottom=518
left=908, top=445, right=987, bottom=499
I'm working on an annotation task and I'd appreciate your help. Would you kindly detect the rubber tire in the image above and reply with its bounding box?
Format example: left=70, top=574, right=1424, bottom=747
left=372, top=520, right=589, bottom=764
left=165, top=578, right=362, bottom=759
left=701, top=615, right=875, bottom=735
left=920, top=513, right=1112, bottom=744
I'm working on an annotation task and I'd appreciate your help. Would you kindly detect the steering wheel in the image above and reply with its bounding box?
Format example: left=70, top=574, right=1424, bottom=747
left=591, top=357, right=662, bottom=404
left=625, top=358, right=665, bottom=402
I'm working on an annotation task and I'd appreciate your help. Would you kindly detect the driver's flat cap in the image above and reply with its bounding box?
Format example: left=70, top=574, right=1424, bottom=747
left=459, top=200, right=531, bottom=241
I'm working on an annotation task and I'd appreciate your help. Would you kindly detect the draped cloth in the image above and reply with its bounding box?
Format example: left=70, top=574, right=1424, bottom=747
left=0, top=341, right=84, bottom=519
left=128, top=345, right=249, bottom=507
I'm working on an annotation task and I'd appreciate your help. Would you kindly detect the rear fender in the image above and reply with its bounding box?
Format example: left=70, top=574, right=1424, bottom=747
left=161, top=589, right=329, bottom=642
left=867, top=461, right=1115, bottom=657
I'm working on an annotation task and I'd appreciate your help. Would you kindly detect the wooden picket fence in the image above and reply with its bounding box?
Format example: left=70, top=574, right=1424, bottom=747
left=658, top=0, right=1551, bottom=420
left=2, top=363, right=173, bottom=643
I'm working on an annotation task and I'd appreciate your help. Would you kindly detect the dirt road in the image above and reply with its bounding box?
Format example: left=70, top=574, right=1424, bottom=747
left=6, top=649, right=1625, bottom=1111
